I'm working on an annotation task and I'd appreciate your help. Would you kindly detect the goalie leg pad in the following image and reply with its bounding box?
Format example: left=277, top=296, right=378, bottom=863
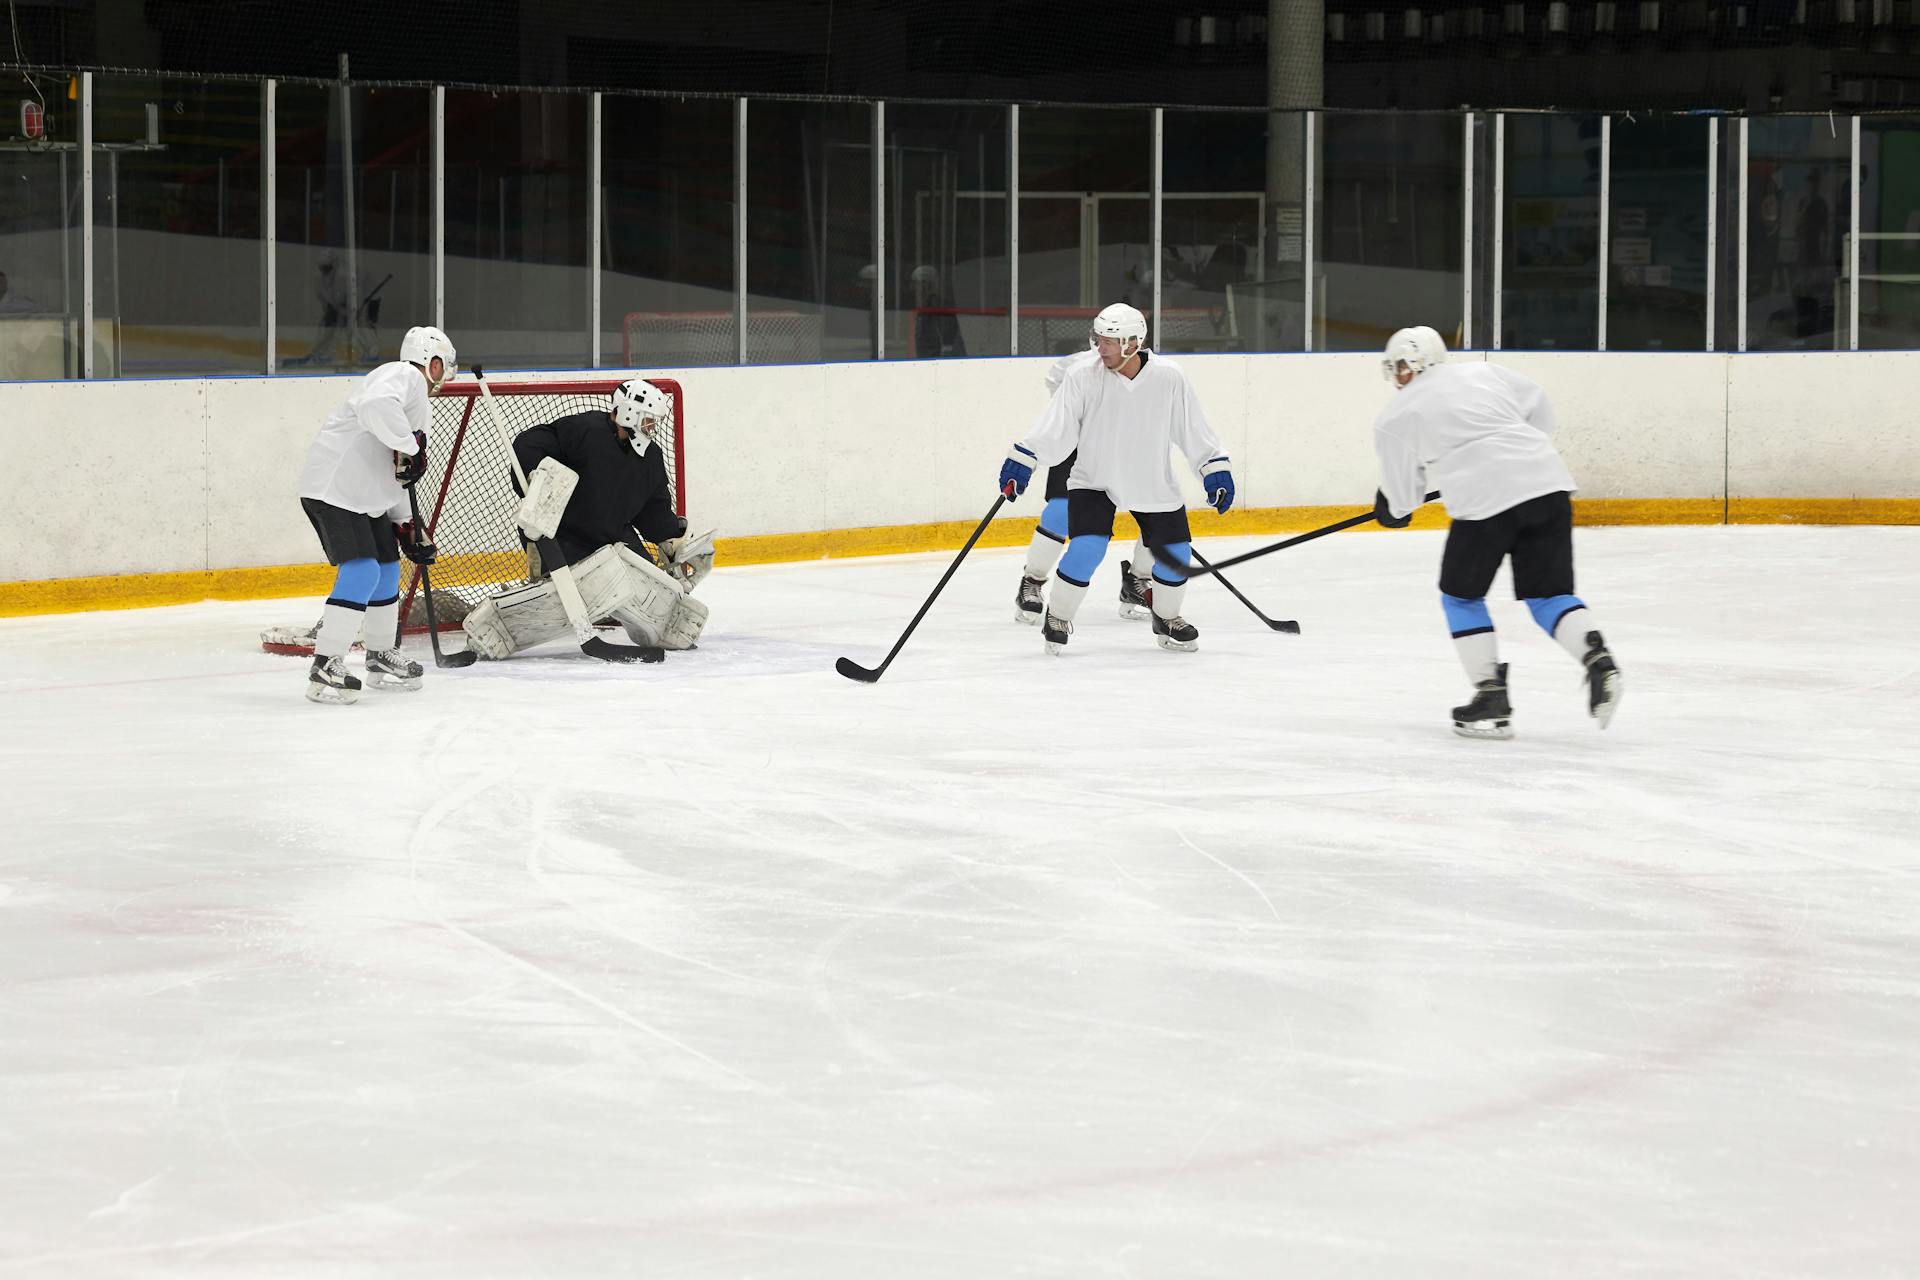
left=659, top=593, right=709, bottom=650
left=462, top=578, right=576, bottom=659
left=605, top=545, right=686, bottom=647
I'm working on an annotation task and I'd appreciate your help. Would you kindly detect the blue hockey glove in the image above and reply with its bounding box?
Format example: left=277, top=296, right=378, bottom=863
left=999, top=444, right=1037, bottom=499
left=1373, top=489, right=1412, bottom=529
left=1203, top=466, right=1235, bottom=515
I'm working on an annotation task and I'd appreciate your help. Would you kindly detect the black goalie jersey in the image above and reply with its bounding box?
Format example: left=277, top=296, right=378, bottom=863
left=512, top=410, right=685, bottom=563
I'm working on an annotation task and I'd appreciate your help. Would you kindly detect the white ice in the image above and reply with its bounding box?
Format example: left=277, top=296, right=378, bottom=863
left=2, top=524, right=1917, bottom=1278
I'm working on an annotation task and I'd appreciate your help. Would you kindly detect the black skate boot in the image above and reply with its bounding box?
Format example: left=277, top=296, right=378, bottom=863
left=1041, top=610, right=1073, bottom=655
left=1117, top=561, right=1152, bottom=620
left=1580, top=631, right=1622, bottom=729
left=1451, top=663, right=1512, bottom=739
left=365, top=646, right=424, bottom=691
left=1151, top=612, right=1199, bottom=652
left=1015, top=575, right=1046, bottom=626
left=306, top=653, right=362, bottom=705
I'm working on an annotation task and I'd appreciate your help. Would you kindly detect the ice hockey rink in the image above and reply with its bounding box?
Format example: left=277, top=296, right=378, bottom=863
left=3, top=522, right=1916, bottom=1278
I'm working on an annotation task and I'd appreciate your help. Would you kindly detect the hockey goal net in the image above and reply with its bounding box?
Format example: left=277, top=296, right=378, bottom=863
left=263, top=376, right=686, bottom=655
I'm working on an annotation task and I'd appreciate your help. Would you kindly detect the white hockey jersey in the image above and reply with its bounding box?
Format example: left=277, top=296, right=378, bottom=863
left=1015, top=351, right=1228, bottom=513
left=1044, top=347, right=1100, bottom=394
left=1373, top=362, right=1577, bottom=523
left=297, top=360, right=430, bottom=520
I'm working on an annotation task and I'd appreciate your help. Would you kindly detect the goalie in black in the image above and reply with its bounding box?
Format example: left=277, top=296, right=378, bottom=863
left=461, top=378, right=715, bottom=663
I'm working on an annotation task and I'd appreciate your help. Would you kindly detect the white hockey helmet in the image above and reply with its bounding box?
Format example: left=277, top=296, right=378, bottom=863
left=399, top=325, right=457, bottom=389
left=611, top=378, right=674, bottom=451
left=1089, top=302, right=1148, bottom=354
left=1382, top=325, right=1448, bottom=386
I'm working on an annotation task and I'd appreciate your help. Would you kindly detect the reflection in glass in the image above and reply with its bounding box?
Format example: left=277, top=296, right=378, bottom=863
left=275, top=85, right=432, bottom=372
left=443, top=90, right=589, bottom=370
left=1018, top=107, right=1149, bottom=353
left=883, top=104, right=1008, bottom=359
left=1746, top=117, right=1849, bottom=351
left=91, top=75, right=263, bottom=375
left=0, top=123, right=82, bottom=378
left=1607, top=115, right=1710, bottom=350
left=1319, top=112, right=1463, bottom=353
left=744, top=100, right=872, bottom=365
left=1503, top=114, right=1600, bottom=350
left=601, top=96, right=737, bottom=368
left=1855, top=117, right=1920, bottom=350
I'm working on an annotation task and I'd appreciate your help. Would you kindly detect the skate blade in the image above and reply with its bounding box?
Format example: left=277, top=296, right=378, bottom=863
left=1119, top=603, right=1150, bottom=620
left=1592, top=671, right=1623, bottom=729
left=1044, top=640, right=1067, bottom=656
left=1452, top=719, right=1512, bottom=740
left=1154, top=635, right=1198, bottom=652
left=365, top=671, right=423, bottom=691
left=305, top=682, right=360, bottom=705
left=1015, top=608, right=1043, bottom=626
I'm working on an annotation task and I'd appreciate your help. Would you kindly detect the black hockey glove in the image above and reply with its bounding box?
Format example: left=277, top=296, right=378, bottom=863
left=394, top=431, right=428, bottom=485
left=395, top=520, right=437, bottom=565
left=1373, top=489, right=1412, bottom=529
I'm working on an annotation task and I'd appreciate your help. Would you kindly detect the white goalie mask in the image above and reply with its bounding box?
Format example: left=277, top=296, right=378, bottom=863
left=610, top=378, right=674, bottom=454
left=1089, top=302, right=1148, bottom=357
left=399, top=325, right=457, bottom=390
left=1382, top=325, right=1448, bottom=387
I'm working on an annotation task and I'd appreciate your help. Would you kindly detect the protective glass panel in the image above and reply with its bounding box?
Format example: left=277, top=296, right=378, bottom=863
left=0, top=97, right=81, bottom=378
left=600, top=96, right=737, bottom=369
left=1318, top=112, right=1463, bottom=353
left=1165, top=109, right=1305, bottom=354
left=1607, top=114, right=1710, bottom=351
left=92, top=75, right=263, bottom=376
left=744, top=100, right=873, bottom=365
left=1017, top=107, right=1149, bottom=351
left=274, top=85, right=432, bottom=372
left=1745, top=117, right=1848, bottom=352
left=1502, top=113, right=1601, bottom=350
left=444, top=90, right=590, bottom=370
left=1856, top=117, right=1920, bottom=351
left=883, top=103, right=1009, bottom=359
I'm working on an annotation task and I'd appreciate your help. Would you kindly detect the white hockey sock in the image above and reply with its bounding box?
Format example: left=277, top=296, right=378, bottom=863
left=1128, top=538, right=1151, bottom=580
left=364, top=598, right=400, bottom=653
left=314, top=601, right=366, bottom=659
left=1551, top=608, right=1599, bottom=661
left=1453, top=630, right=1501, bottom=685
left=1024, top=529, right=1066, bottom=580
left=1151, top=579, right=1188, bottom=620
left=1047, top=573, right=1090, bottom=623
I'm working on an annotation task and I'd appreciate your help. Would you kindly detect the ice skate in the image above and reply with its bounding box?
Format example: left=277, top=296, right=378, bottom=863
left=1117, top=560, right=1152, bottom=620
left=1451, top=663, right=1512, bottom=740
left=1151, top=613, right=1199, bottom=652
left=1015, top=575, right=1046, bottom=625
left=1041, top=610, right=1072, bottom=655
left=305, top=653, right=362, bottom=705
left=1580, top=631, right=1622, bottom=729
left=364, top=647, right=424, bottom=691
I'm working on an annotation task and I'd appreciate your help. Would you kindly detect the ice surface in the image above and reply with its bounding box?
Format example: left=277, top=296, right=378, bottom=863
left=2, top=525, right=1916, bottom=1277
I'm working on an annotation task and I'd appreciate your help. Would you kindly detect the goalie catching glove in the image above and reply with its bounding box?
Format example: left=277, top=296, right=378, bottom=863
left=656, top=529, right=717, bottom=592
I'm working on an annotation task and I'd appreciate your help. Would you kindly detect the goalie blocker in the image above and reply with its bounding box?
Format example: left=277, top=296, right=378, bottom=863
left=463, top=544, right=709, bottom=660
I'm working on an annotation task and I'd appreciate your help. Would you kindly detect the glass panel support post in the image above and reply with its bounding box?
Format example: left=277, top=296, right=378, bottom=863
left=1706, top=117, right=1717, bottom=352
left=734, top=98, right=748, bottom=366
left=1492, top=114, right=1505, bottom=352
left=81, top=71, right=93, bottom=378
left=1150, top=108, right=1163, bottom=344
left=1462, top=113, right=1474, bottom=350
left=1598, top=115, right=1611, bottom=351
left=264, top=80, right=277, bottom=374
left=1008, top=104, right=1020, bottom=355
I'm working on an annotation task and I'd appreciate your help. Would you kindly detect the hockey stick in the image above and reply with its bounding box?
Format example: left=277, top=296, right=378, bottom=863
left=1188, top=547, right=1300, bottom=634
left=405, top=484, right=477, bottom=669
left=837, top=486, right=1013, bottom=683
left=470, top=364, right=661, bottom=664
left=1152, top=491, right=1442, bottom=581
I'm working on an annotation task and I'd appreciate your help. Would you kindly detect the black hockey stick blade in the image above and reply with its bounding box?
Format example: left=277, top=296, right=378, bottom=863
left=1189, top=548, right=1300, bottom=633
left=581, top=635, right=665, bottom=664
left=836, top=487, right=1013, bottom=683
left=406, top=486, right=478, bottom=668
left=1153, top=490, right=1442, bottom=582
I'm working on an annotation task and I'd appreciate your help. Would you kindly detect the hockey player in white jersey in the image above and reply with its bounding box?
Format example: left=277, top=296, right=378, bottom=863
left=1012, top=346, right=1159, bottom=625
left=1371, top=325, right=1622, bottom=738
left=998, top=302, right=1234, bottom=654
left=295, top=325, right=455, bottom=703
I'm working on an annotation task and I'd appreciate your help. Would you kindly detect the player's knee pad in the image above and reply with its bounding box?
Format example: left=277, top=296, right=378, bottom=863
left=1151, top=540, right=1190, bottom=586
left=1039, top=497, right=1069, bottom=538
left=1524, top=594, right=1584, bottom=636
left=1442, top=592, right=1493, bottom=635
left=330, top=556, right=379, bottom=605
left=1058, top=534, right=1109, bottom=584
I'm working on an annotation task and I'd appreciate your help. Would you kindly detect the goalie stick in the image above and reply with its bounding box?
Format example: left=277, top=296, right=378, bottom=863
left=837, top=486, right=1013, bottom=683
left=1189, top=547, right=1300, bottom=633
left=407, top=483, right=478, bottom=669
left=1150, top=491, right=1443, bottom=581
left=470, top=364, right=662, bottom=664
